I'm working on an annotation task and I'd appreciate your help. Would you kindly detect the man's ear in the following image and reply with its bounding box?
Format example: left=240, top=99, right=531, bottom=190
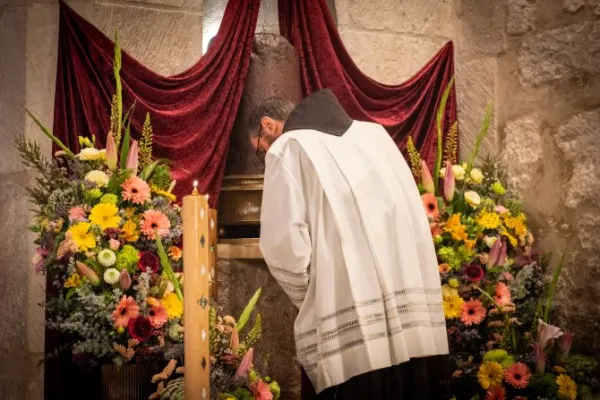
left=260, top=116, right=277, bottom=134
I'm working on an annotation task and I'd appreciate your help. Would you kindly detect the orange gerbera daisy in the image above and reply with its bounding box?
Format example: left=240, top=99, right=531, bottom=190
left=505, top=362, right=531, bottom=389
left=494, top=282, right=512, bottom=306
left=121, top=176, right=151, bottom=205
left=148, top=303, right=169, bottom=328
left=461, top=298, right=487, bottom=326
left=141, top=210, right=171, bottom=238
left=113, top=296, right=140, bottom=328
left=421, top=193, right=440, bottom=222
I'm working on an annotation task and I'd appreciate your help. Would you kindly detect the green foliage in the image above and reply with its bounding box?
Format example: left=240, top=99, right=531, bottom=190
left=544, top=250, right=568, bottom=323
left=434, top=77, right=455, bottom=195
left=155, top=232, right=183, bottom=302
left=160, top=377, right=184, bottom=400
left=242, top=313, right=262, bottom=352
left=149, top=164, right=173, bottom=190
left=565, top=354, right=599, bottom=382
left=237, top=287, right=262, bottom=332
left=466, top=102, right=493, bottom=170
left=229, top=387, right=254, bottom=400
left=24, top=108, right=75, bottom=158
left=530, top=373, right=559, bottom=397
left=113, top=31, right=123, bottom=141
left=504, top=198, right=523, bottom=216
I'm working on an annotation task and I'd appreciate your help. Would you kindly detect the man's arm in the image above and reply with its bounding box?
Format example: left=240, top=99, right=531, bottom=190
left=259, top=154, right=311, bottom=308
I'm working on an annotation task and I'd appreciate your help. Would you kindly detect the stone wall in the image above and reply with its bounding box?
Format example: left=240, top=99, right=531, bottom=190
left=335, top=0, right=600, bottom=356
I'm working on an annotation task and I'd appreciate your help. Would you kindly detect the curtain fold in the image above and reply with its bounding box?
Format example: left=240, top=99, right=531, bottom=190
left=278, top=0, right=458, bottom=166
left=53, top=0, right=261, bottom=206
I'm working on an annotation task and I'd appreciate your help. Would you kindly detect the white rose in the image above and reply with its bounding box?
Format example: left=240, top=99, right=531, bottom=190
left=77, top=148, right=106, bottom=161
left=84, top=170, right=110, bottom=187
left=452, top=165, right=466, bottom=181
left=470, top=168, right=484, bottom=184
left=103, top=268, right=121, bottom=285
left=464, top=190, right=481, bottom=207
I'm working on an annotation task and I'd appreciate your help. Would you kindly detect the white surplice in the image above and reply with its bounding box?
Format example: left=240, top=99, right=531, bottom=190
left=259, top=120, right=449, bottom=394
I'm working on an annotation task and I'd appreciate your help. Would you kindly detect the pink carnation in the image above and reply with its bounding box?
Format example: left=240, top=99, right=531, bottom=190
left=68, top=206, right=86, bottom=222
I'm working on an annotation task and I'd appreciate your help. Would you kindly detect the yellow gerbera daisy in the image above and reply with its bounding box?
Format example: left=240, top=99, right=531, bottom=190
left=162, top=292, right=183, bottom=319
left=64, top=273, right=82, bottom=288
left=68, top=222, right=96, bottom=252
left=443, top=293, right=464, bottom=319
left=477, top=361, right=503, bottom=390
left=89, top=203, right=121, bottom=231
left=122, top=220, right=140, bottom=242
left=477, top=212, right=501, bottom=230
left=557, top=374, right=577, bottom=400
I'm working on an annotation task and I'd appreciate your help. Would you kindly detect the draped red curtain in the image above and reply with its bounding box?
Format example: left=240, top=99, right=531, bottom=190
left=278, top=0, right=458, bottom=166
left=53, top=0, right=260, bottom=207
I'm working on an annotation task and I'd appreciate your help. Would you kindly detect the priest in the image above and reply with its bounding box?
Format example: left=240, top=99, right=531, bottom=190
left=249, top=90, right=449, bottom=399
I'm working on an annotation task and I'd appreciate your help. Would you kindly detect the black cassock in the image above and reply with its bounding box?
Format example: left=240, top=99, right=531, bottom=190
left=301, top=355, right=449, bottom=400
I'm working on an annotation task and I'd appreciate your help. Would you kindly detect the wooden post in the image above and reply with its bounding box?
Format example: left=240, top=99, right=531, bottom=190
left=208, top=208, right=218, bottom=298
left=182, top=185, right=211, bottom=400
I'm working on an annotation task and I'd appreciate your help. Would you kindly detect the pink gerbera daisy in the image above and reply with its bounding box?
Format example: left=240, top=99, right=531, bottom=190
left=121, top=176, right=151, bottom=205
left=148, top=304, right=169, bottom=328
left=250, top=379, right=273, bottom=400
left=112, top=295, right=140, bottom=328
left=461, top=298, right=487, bottom=326
left=494, top=282, right=512, bottom=306
left=141, top=210, right=171, bottom=238
left=505, top=362, right=532, bottom=389
left=421, top=193, right=440, bottom=222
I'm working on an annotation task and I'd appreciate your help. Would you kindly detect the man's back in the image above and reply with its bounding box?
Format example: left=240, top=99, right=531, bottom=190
left=260, top=120, right=448, bottom=394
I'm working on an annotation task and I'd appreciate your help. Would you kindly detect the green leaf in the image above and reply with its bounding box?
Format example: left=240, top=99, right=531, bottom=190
left=65, top=288, right=77, bottom=301
left=24, top=108, right=75, bottom=158
left=544, top=249, right=568, bottom=323
left=113, top=31, right=123, bottom=139
left=155, top=231, right=183, bottom=302
left=466, top=101, right=493, bottom=170
left=434, top=77, right=455, bottom=195
left=445, top=204, right=454, bottom=216
left=237, top=287, right=262, bottom=332
left=139, top=158, right=170, bottom=181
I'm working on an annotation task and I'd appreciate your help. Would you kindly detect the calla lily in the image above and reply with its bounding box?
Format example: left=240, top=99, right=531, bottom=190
left=420, top=161, right=435, bottom=194
left=230, top=327, right=240, bottom=354
left=532, top=342, right=546, bottom=373
left=32, top=247, right=50, bottom=273
left=126, top=140, right=139, bottom=173
left=497, top=239, right=507, bottom=267
left=443, top=160, right=455, bottom=202
left=120, top=270, right=132, bottom=290
left=537, top=319, right=563, bottom=349
left=105, top=132, right=117, bottom=170
left=235, top=347, right=254, bottom=380
left=76, top=261, right=101, bottom=286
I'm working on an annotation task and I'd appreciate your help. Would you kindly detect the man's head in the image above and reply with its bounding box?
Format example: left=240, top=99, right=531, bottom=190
left=248, top=97, right=296, bottom=156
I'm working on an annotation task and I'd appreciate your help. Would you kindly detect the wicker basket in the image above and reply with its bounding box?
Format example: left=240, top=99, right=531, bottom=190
left=101, top=363, right=160, bottom=400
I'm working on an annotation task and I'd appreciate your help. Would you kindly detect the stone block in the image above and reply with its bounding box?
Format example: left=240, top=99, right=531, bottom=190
left=454, top=0, right=506, bottom=56
left=456, top=57, right=498, bottom=162
left=588, top=0, right=600, bottom=14
left=564, top=0, right=585, bottom=12
left=335, top=0, right=453, bottom=37
left=507, top=0, right=537, bottom=35
left=217, top=259, right=300, bottom=400
left=25, top=3, right=58, bottom=156
left=338, top=29, right=448, bottom=84
left=0, top=7, right=27, bottom=175
left=91, top=3, right=203, bottom=76
left=555, top=109, right=600, bottom=209
left=519, top=21, right=600, bottom=86
left=502, top=114, right=544, bottom=197
left=256, top=0, right=278, bottom=35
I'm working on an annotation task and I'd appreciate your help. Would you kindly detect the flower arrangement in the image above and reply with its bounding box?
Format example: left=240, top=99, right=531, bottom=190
left=150, top=288, right=281, bottom=400
left=19, top=37, right=185, bottom=366
left=407, top=79, right=599, bottom=399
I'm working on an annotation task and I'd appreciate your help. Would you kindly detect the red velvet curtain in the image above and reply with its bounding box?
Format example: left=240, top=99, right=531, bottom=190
left=53, top=0, right=260, bottom=207
left=278, top=0, right=458, bottom=166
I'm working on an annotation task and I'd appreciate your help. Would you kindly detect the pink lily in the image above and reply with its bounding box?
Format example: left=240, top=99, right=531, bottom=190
left=250, top=379, right=273, bottom=400
left=105, top=133, right=117, bottom=170
left=487, top=238, right=502, bottom=268
left=126, top=140, right=139, bottom=173
left=76, top=261, right=101, bottom=286
left=559, top=331, right=574, bottom=362
left=420, top=161, right=435, bottom=194
left=119, top=270, right=132, bottom=291
left=532, top=342, right=546, bottom=373
left=497, top=239, right=507, bottom=267
left=235, top=347, right=254, bottom=380
left=32, top=247, right=50, bottom=273
left=443, top=160, right=455, bottom=202
left=537, top=319, right=563, bottom=349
